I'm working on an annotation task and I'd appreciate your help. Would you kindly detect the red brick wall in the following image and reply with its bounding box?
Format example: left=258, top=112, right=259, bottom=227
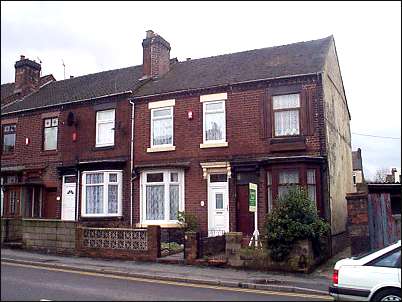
left=2, top=95, right=133, bottom=223
left=2, top=109, right=62, bottom=218
left=346, top=192, right=368, bottom=255
left=133, top=76, right=325, bottom=234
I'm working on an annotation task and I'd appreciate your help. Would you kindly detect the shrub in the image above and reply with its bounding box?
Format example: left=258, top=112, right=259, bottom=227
left=265, top=187, right=330, bottom=262
left=177, top=211, right=199, bottom=232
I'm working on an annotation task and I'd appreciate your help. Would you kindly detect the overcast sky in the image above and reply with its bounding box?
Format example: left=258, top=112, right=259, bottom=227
left=1, top=1, right=401, bottom=180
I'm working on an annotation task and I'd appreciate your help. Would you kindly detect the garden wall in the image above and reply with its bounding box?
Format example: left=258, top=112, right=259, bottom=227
left=22, top=219, right=76, bottom=254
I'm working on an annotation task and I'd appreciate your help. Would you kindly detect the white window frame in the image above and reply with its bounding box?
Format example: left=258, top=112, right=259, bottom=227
left=95, top=109, right=115, bottom=147
left=140, top=170, right=184, bottom=225
left=81, top=170, right=122, bottom=217
left=43, top=117, right=58, bottom=151
left=202, top=100, right=226, bottom=144
left=150, top=106, right=174, bottom=148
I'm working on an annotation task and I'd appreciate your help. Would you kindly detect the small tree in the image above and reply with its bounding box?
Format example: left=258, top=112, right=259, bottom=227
left=373, top=167, right=389, bottom=183
left=265, top=187, right=330, bottom=262
left=177, top=211, right=199, bottom=232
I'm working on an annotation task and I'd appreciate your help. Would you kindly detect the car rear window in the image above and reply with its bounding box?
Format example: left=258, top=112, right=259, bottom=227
left=366, top=248, right=401, bottom=268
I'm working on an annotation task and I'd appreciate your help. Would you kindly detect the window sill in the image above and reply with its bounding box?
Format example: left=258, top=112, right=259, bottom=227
left=41, top=150, right=58, bottom=156
left=269, top=136, right=306, bottom=152
left=80, top=214, right=122, bottom=218
left=147, top=146, right=176, bottom=153
left=1, top=153, right=16, bottom=158
left=93, top=145, right=115, bottom=151
left=136, top=222, right=183, bottom=228
left=200, top=142, right=228, bottom=149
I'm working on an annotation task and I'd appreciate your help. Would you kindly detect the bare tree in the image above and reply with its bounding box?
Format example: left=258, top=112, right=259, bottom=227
left=373, top=167, right=389, bottom=183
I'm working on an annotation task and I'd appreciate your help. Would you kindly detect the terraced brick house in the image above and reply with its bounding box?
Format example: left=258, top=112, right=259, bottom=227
left=1, top=30, right=353, bottom=254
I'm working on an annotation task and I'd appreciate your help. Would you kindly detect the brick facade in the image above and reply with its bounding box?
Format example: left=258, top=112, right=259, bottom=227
left=1, top=33, right=352, bottom=256
left=132, top=75, right=328, bottom=235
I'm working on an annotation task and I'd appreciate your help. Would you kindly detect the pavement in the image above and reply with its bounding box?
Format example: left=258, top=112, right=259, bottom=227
left=0, top=247, right=337, bottom=296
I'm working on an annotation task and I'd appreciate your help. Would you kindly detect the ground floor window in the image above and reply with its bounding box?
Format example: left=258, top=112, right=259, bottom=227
left=81, top=170, right=122, bottom=217
left=267, top=166, right=319, bottom=210
left=141, top=170, right=184, bottom=224
left=278, top=170, right=300, bottom=198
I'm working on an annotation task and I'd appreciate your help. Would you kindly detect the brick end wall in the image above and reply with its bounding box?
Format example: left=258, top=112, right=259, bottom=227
left=346, top=192, right=369, bottom=256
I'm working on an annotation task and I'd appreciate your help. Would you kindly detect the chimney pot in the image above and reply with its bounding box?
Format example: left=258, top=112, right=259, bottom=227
left=186, top=58, right=191, bottom=61
left=20, top=55, right=25, bottom=60
left=70, top=75, right=74, bottom=79
left=146, top=30, right=155, bottom=38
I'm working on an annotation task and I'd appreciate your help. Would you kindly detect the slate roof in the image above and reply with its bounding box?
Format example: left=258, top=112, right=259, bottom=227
left=0, top=82, right=15, bottom=102
left=2, top=36, right=333, bottom=115
left=2, top=66, right=144, bottom=114
left=134, top=36, right=333, bottom=97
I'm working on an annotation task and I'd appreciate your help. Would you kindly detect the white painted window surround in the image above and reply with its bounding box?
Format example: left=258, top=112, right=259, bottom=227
left=147, top=99, right=176, bottom=153
left=140, top=170, right=184, bottom=225
left=81, top=170, right=122, bottom=217
left=96, top=109, right=115, bottom=147
left=200, top=93, right=228, bottom=148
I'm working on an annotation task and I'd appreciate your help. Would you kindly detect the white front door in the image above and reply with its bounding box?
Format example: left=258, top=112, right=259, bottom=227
left=208, top=177, right=229, bottom=237
left=62, top=175, right=76, bottom=221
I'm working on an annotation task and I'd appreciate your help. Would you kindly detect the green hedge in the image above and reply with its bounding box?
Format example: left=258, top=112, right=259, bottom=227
left=265, top=187, right=330, bottom=262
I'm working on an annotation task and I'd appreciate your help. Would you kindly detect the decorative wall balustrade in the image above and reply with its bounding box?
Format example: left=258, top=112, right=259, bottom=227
left=82, top=227, right=148, bottom=251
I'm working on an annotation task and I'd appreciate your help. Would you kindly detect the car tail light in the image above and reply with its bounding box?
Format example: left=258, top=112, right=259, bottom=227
left=332, top=269, right=339, bottom=285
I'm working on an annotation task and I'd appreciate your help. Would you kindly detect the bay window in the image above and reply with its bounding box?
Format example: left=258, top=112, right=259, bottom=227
left=96, top=109, right=115, bottom=147
left=141, top=170, right=184, bottom=224
left=81, top=171, right=122, bottom=217
left=278, top=170, right=300, bottom=198
left=267, top=167, right=320, bottom=212
left=43, top=117, right=58, bottom=150
left=307, top=169, right=317, bottom=203
left=272, top=93, right=300, bottom=136
left=151, top=107, right=173, bottom=147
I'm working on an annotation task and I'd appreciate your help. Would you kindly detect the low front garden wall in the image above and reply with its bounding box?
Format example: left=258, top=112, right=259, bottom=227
left=76, top=225, right=161, bottom=261
left=1, top=218, right=22, bottom=244
left=22, top=219, right=76, bottom=254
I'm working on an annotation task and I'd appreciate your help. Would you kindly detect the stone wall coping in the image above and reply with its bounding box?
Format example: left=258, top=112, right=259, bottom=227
left=1, top=218, right=22, bottom=221
left=346, top=192, right=368, bottom=199
left=78, top=226, right=147, bottom=231
left=22, top=218, right=67, bottom=222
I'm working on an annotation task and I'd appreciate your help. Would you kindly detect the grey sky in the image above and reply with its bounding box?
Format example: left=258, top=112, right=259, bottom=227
left=1, top=1, right=401, bottom=180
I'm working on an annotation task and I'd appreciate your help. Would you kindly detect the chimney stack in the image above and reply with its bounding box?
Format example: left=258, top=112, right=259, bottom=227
left=142, top=30, right=171, bottom=78
left=14, top=55, right=41, bottom=96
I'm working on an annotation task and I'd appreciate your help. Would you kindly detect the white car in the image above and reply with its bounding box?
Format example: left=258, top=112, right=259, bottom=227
left=329, top=240, right=401, bottom=301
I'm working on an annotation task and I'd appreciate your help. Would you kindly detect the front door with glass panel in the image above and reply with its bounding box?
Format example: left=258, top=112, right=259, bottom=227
left=62, top=175, right=76, bottom=221
left=208, top=174, right=229, bottom=237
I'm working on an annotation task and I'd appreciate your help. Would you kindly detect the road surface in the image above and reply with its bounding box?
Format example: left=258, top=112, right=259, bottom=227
left=1, top=261, right=332, bottom=301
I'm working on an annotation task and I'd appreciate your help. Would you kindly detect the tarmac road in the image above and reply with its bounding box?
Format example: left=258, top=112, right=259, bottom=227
left=1, top=261, right=332, bottom=301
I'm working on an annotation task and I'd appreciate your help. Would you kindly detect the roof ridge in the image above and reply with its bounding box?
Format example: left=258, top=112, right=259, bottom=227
left=50, top=63, right=143, bottom=84
left=177, top=35, right=333, bottom=64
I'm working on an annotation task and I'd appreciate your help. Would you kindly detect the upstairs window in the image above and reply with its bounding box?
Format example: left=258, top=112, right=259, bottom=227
left=273, top=94, right=300, bottom=136
left=203, top=101, right=226, bottom=143
left=96, top=109, right=115, bottom=147
left=2, top=124, right=16, bottom=154
left=43, top=117, right=58, bottom=150
left=151, top=107, right=173, bottom=147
